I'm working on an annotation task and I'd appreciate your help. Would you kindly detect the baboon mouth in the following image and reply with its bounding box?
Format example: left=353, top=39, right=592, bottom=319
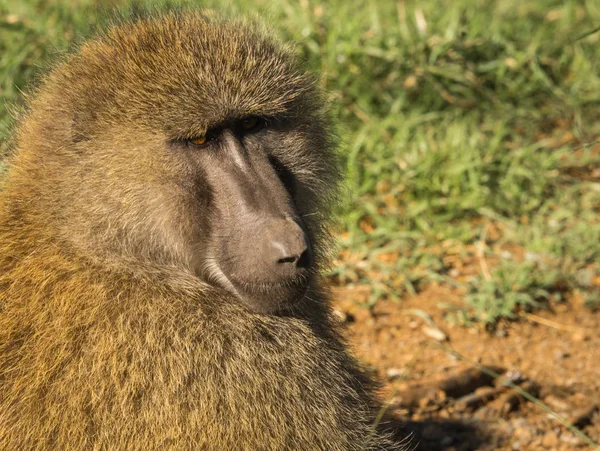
left=199, top=259, right=311, bottom=314
left=232, top=277, right=309, bottom=297
left=229, top=277, right=310, bottom=314
left=231, top=275, right=308, bottom=290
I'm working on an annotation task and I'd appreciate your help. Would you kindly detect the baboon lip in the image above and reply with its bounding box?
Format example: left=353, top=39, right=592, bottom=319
left=201, top=260, right=310, bottom=312
left=229, top=275, right=308, bottom=291
left=229, top=277, right=310, bottom=312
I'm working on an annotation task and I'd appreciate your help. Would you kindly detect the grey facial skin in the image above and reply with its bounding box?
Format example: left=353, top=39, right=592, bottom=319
left=188, top=117, right=313, bottom=314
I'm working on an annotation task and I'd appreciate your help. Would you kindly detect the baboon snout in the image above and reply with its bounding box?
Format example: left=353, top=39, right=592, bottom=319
left=259, top=217, right=311, bottom=278
left=215, top=215, right=312, bottom=314
left=226, top=215, right=312, bottom=285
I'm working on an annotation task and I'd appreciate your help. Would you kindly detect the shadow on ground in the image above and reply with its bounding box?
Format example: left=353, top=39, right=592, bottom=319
left=387, top=417, right=494, bottom=451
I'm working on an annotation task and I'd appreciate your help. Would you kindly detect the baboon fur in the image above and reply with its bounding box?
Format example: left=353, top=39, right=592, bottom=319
left=0, top=12, right=401, bottom=450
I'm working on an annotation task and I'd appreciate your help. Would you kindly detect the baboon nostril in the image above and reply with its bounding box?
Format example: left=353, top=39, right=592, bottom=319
left=277, top=255, right=299, bottom=265
left=273, top=237, right=310, bottom=269
left=276, top=247, right=310, bottom=266
left=276, top=248, right=310, bottom=268
left=266, top=219, right=311, bottom=274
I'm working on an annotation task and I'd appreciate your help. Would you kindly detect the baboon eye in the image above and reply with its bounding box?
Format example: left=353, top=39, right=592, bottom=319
left=189, top=135, right=207, bottom=146
left=240, top=116, right=263, bottom=132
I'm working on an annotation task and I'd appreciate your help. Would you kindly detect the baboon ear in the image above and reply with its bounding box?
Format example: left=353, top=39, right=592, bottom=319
left=71, top=107, right=93, bottom=143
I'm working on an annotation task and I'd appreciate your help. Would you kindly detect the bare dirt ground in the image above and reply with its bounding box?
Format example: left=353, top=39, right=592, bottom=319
left=332, top=284, right=600, bottom=450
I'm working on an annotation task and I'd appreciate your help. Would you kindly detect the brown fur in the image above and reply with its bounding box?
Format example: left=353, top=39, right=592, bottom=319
left=0, top=12, right=401, bottom=450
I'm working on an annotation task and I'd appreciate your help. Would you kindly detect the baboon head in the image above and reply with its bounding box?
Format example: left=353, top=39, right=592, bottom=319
left=12, top=12, right=339, bottom=314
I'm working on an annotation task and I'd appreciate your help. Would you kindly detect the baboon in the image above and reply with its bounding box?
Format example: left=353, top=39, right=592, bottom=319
left=0, top=12, right=402, bottom=450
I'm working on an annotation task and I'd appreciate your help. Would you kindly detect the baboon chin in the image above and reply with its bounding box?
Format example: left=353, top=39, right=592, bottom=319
left=0, top=11, right=402, bottom=450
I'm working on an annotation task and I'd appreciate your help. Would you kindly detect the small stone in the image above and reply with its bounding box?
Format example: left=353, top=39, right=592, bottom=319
left=495, top=370, right=523, bottom=387
left=386, top=368, right=407, bottom=381
left=572, top=331, right=589, bottom=342
left=560, top=432, right=582, bottom=446
left=495, top=328, right=508, bottom=338
left=513, top=426, right=532, bottom=441
left=553, top=350, right=570, bottom=360
left=541, top=432, right=559, bottom=448
left=422, top=325, right=447, bottom=342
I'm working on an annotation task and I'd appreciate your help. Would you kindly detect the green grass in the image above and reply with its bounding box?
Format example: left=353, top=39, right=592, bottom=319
left=1, top=0, right=599, bottom=324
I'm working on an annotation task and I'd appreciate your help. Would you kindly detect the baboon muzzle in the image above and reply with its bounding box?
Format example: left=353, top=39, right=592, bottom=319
left=199, top=130, right=312, bottom=313
left=254, top=216, right=311, bottom=276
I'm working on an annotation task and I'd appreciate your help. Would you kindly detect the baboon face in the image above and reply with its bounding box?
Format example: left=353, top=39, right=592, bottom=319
left=177, top=116, right=314, bottom=314
left=27, top=14, right=337, bottom=314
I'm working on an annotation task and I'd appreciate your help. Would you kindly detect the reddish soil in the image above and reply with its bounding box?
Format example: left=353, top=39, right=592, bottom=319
left=332, top=284, right=600, bottom=450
